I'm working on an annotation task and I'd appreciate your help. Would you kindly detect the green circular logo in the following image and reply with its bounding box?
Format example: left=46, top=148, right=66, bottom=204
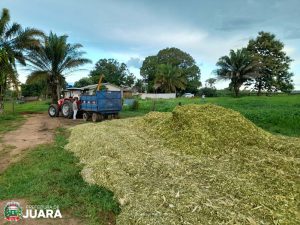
left=4, top=202, right=22, bottom=222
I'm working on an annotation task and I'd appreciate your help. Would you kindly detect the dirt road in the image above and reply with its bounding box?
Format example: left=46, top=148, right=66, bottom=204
left=0, top=113, right=82, bottom=174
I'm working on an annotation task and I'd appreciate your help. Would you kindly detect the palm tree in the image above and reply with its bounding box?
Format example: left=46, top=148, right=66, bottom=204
left=216, top=48, right=259, bottom=97
left=0, top=48, right=15, bottom=113
left=26, top=32, right=92, bottom=102
left=155, top=64, right=187, bottom=93
left=0, top=8, right=44, bottom=112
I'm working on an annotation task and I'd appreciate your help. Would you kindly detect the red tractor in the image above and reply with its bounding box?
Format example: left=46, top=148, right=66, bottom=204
left=48, top=98, right=80, bottom=118
left=48, top=75, right=104, bottom=119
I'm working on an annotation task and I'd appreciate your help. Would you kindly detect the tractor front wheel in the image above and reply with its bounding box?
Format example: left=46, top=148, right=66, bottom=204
left=48, top=104, right=59, bottom=117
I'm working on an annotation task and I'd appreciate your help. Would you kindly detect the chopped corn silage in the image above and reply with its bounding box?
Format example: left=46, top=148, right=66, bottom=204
left=66, top=104, right=300, bottom=225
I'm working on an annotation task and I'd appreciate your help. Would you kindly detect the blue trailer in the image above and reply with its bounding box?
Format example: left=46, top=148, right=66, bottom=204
left=80, top=90, right=122, bottom=122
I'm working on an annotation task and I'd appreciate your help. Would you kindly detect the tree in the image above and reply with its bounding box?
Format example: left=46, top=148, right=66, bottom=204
left=0, top=8, right=43, bottom=112
left=26, top=32, right=91, bottom=102
left=155, top=64, right=187, bottom=93
left=21, top=83, right=43, bottom=97
left=0, top=49, right=15, bottom=89
left=74, top=77, right=93, bottom=88
left=89, top=59, right=135, bottom=86
left=124, top=72, right=135, bottom=87
left=25, top=73, right=50, bottom=98
left=247, top=31, right=293, bottom=95
left=133, top=79, right=146, bottom=93
left=140, top=47, right=201, bottom=93
left=140, top=55, right=158, bottom=92
left=216, top=48, right=259, bottom=97
left=205, top=78, right=217, bottom=88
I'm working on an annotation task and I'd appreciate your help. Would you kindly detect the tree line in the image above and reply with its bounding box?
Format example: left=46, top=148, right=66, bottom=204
left=75, top=32, right=294, bottom=97
left=0, top=7, right=295, bottom=114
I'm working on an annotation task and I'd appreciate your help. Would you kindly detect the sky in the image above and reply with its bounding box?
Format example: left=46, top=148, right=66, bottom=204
left=1, top=0, right=300, bottom=89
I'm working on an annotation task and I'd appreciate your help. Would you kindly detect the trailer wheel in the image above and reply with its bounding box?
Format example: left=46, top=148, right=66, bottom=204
left=82, top=112, right=90, bottom=122
left=48, top=104, right=59, bottom=117
left=113, top=113, right=120, bottom=119
left=92, top=113, right=99, bottom=122
left=62, top=101, right=73, bottom=118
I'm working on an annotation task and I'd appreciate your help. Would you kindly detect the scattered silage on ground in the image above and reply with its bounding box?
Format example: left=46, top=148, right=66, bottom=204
left=66, top=104, right=300, bottom=225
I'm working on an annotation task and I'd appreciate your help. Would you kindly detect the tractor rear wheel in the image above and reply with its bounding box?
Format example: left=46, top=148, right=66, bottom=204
left=83, top=112, right=90, bottom=122
left=48, top=104, right=59, bottom=117
left=62, top=101, right=73, bottom=119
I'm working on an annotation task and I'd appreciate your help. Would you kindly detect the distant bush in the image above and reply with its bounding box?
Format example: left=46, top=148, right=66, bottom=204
left=198, top=87, right=217, bottom=97
left=216, top=89, right=233, bottom=97
left=216, top=88, right=259, bottom=97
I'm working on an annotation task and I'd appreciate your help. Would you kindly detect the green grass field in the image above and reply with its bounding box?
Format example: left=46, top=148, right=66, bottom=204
left=4, top=100, right=50, bottom=114
left=0, top=100, right=50, bottom=136
left=1, top=95, right=299, bottom=137
left=122, top=95, right=300, bottom=137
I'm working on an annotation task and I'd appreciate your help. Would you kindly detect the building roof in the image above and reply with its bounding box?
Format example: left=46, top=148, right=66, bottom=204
left=81, top=83, right=123, bottom=90
left=62, top=88, right=82, bottom=92
left=64, top=83, right=123, bottom=92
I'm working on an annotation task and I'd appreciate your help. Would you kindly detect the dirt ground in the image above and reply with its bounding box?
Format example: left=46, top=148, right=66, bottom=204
left=0, top=114, right=84, bottom=225
left=0, top=113, right=83, bottom=173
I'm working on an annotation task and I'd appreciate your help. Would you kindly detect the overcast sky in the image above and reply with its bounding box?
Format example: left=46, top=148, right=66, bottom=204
left=1, top=0, right=300, bottom=89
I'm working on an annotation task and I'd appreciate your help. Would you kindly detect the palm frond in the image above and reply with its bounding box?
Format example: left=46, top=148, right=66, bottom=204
left=0, top=8, right=10, bottom=37
left=4, top=22, right=21, bottom=40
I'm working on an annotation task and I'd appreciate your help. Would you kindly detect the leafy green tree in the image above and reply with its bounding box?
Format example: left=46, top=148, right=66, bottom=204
left=133, top=79, right=146, bottom=93
left=25, top=73, right=49, bottom=98
left=155, top=64, right=187, bottom=93
left=21, top=83, right=42, bottom=97
left=140, top=47, right=201, bottom=93
left=89, top=59, right=135, bottom=86
left=140, top=55, right=158, bottom=93
left=216, top=48, right=259, bottom=97
left=205, top=78, right=217, bottom=88
left=0, top=8, right=43, bottom=112
left=247, top=31, right=294, bottom=95
left=74, top=77, right=93, bottom=88
left=26, top=32, right=91, bottom=102
left=124, top=72, right=135, bottom=87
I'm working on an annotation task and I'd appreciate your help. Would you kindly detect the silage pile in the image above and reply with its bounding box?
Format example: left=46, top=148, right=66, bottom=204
left=66, top=104, right=300, bottom=225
